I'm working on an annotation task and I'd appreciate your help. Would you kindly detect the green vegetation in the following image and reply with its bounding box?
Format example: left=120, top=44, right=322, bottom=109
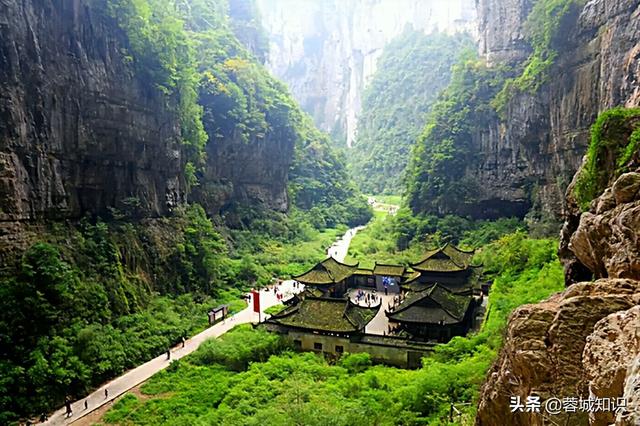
left=105, top=0, right=208, bottom=163
left=102, top=231, right=563, bottom=425
left=350, top=30, right=474, bottom=194
left=264, top=304, right=286, bottom=316
left=190, top=325, right=288, bottom=371
left=368, top=194, right=403, bottom=207
left=492, top=0, right=587, bottom=115
left=189, top=0, right=370, bottom=225
left=346, top=209, right=524, bottom=267
left=227, top=0, right=269, bottom=63
left=0, top=202, right=348, bottom=422
left=107, top=0, right=370, bottom=224
left=573, top=107, right=640, bottom=209
left=0, top=205, right=249, bottom=422
left=405, top=54, right=511, bottom=216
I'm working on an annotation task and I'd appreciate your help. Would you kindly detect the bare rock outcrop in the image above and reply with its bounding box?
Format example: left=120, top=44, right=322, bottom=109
left=476, top=279, right=640, bottom=426
left=477, top=146, right=640, bottom=424
left=568, top=171, right=640, bottom=281
left=583, top=305, right=640, bottom=426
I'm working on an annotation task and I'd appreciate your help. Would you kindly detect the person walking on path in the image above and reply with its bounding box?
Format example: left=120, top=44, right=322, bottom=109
left=105, top=388, right=108, bottom=399
left=182, top=336, right=186, bottom=348
left=166, top=349, right=171, bottom=360
left=64, top=398, right=72, bottom=418
left=84, top=400, right=88, bottom=410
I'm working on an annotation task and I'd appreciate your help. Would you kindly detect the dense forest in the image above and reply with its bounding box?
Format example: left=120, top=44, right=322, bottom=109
left=350, top=30, right=474, bottom=195
left=1, top=0, right=640, bottom=424
left=0, top=0, right=370, bottom=421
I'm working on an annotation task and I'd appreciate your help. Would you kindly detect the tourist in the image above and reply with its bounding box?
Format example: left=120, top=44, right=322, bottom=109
left=65, top=397, right=72, bottom=418
left=166, top=349, right=171, bottom=360
left=84, top=400, right=88, bottom=410
left=105, top=388, right=108, bottom=399
left=182, top=336, right=186, bottom=348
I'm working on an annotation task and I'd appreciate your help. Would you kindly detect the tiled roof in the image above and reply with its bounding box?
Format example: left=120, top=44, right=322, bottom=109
left=411, top=243, right=476, bottom=272
left=354, top=268, right=374, bottom=276
left=294, top=257, right=359, bottom=285
left=387, top=284, right=471, bottom=324
left=373, top=263, right=406, bottom=277
left=268, top=297, right=378, bottom=332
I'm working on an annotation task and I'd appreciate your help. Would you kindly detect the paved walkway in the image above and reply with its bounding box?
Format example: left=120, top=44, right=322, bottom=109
left=327, top=226, right=365, bottom=262
left=43, top=281, right=301, bottom=425
left=347, top=288, right=398, bottom=335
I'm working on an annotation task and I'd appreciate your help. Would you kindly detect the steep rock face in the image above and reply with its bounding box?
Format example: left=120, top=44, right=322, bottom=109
left=256, top=0, right=477, bottom=146
left=477, top=0, right=533, bottom=65
left=477, top=166, right=640, bottom=424
left=476, top=279, right=640, bottom=426
left=469, top=0, right=640, bottom=218
left=583, top=306, right=640, bottom=426
left=194, top=123, right=294, bottom=215
left=0, top=0, right=185, bottom=225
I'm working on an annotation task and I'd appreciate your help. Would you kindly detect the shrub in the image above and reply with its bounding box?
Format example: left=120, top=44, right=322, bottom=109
left=190, top=325, right=288, bottom=371
left=573, top=107, right=640, bottom=209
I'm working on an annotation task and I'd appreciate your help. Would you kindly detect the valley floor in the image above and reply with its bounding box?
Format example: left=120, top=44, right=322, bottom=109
left=42, top=225, right=368, bottom=425
left=87, top=212, right=565, bottom=425
left=43, top=281, right=305, bottom=426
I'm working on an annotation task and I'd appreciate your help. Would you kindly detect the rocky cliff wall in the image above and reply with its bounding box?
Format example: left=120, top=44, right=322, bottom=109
left=0, top=0, right=303, bottom=258
left=256, top=0, right=477, bottom=146
left=0, top=0, right=186, bottom=225
left=194, top=110, right=294, bottom=215
left=470, top=0, right=640, bottom=219
left=476, top=156, right=640, bottom=423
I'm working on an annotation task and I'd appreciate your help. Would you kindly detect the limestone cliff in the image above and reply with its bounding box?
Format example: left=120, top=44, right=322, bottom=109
left=476, top=143, right=640, bottom=423
left=0, top=0, right=306, bottom=260
left=469, top=0, right=640, bottom=218
left=0, top=0, right=186, bottom=224
left=256, top=0, right=477, bottom=146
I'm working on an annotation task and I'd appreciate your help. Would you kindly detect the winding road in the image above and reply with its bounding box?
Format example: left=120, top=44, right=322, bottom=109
left=43, top=226, right=366, bottom=425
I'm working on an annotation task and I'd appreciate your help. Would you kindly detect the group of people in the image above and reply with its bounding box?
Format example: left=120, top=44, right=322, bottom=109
left=387, top=294, right=403, bottom=312
left=354, top=289, right=379, bottom=306
left=272, top=283, right=285, bottom=302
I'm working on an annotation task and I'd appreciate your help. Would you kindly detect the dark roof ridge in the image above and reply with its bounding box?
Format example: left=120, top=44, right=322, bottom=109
left=374, top=261, right=405, bottom=267
left=323, top=257, right=359, bottom=268
left=270, top=304, right=300, bottom=320
left=444, top=242, right=475, bottom=254
left=389, top=284, right=437, bottom=314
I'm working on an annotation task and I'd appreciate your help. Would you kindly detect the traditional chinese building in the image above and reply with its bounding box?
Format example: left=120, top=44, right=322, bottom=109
left=263, top=295, right=434, bottom=367
left=265, top=243, right=483, bottom=363
left=386, top=283, right=476, bottom=342
left=401, top=243, right=481, bottom=294
left=293, top=257, right=359, bottom=297
left=265, top=295, right=378, bottom=338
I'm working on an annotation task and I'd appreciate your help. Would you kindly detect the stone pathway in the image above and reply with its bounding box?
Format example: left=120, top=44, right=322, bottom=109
left=347, top=288, right=397, bottom=335
left=327, top=226, right=365, bottom=262
left=42, top=281, right=301, bottom=425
